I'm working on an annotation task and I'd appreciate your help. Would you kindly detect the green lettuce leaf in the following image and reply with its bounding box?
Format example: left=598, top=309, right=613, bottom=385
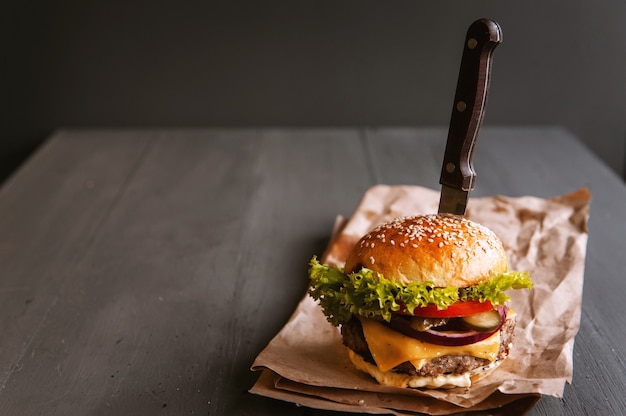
left=307, top=256, right=532, bottom=326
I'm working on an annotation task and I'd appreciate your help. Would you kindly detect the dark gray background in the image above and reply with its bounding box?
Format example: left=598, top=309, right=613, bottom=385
left=3, top=0, right=626, bottom=184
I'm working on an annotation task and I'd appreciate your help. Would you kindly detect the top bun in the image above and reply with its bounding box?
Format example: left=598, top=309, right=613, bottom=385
left=344, top=214, right=508, bottom=288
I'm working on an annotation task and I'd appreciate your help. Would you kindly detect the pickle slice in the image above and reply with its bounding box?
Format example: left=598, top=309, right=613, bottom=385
left=461, top=309, right=503, bottom=332
left=408, top=316, right=449, bottom=332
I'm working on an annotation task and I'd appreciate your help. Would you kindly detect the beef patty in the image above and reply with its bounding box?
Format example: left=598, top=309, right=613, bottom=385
left=341, top=314, right=515, bottom=377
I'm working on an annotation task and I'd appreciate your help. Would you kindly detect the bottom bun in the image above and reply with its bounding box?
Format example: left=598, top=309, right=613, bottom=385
left=347, top=348, right=502, bottom=389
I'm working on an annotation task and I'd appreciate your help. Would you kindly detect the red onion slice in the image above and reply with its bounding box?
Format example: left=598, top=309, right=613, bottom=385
left=387, top=306, right=506, bottom=346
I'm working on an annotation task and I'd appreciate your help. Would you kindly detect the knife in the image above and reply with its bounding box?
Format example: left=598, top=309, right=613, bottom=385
left=438, top=19, right=502, bottom=216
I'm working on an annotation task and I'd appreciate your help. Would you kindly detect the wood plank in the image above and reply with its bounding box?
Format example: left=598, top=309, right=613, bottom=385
left=0, top=130, right=155, bottom=391
left=0, top=129, right=372, bottom=415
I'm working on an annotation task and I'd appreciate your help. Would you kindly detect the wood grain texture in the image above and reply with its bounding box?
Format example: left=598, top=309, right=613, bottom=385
left=0, top=127, right=624, bottom=415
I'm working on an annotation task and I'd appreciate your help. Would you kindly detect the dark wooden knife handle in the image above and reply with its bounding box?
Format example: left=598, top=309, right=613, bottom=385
left=439, top=19, right=502, bottom=191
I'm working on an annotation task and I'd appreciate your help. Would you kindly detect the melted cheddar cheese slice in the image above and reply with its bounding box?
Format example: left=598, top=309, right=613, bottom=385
left=359, top=317, right=501, bottom=373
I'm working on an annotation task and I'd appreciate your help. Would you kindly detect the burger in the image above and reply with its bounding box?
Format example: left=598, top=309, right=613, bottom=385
left=308, top=214, right=532, bottom=389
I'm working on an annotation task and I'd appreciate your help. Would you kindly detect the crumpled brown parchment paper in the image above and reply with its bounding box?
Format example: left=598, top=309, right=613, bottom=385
left=250, top=185, right=590, bottom=415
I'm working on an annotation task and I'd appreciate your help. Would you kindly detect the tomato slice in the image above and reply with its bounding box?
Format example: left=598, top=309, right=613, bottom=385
left=404, top=300, right=494, bottom=318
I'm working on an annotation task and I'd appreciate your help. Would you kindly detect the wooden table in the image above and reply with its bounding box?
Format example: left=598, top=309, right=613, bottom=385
left=0, top=127, right=624, bottom=415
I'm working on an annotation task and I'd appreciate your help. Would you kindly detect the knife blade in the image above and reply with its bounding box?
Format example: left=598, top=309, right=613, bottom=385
left=438, top=19, right=502, bottom=216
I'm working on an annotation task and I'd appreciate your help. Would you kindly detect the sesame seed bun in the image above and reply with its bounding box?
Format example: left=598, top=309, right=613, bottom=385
left=344, top=214, right=508, bottom=288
